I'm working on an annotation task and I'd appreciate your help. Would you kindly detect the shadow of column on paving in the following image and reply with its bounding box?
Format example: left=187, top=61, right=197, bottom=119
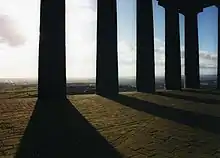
left=155, top=91, right=220, bottom=105
left=183, top=89, right=220, bottom=95
left=15, top=99, right=122, bottom=158
left=105, top=94, right=220, bottom=134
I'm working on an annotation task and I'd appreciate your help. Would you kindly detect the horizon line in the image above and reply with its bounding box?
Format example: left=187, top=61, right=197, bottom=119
left=0, top=74, right=217, bottom=80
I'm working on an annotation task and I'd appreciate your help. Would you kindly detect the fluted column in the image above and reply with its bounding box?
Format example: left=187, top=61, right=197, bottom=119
left=38, top=0, right=66, bottom=99
left=184, top=10, right=200, bottom=89
left=165, top=6, right=181, bottom=90
left=96, top=0, right=119, bottom=96
left=136, top=0, right=155, bottom=93
left=217, top=6, right=220, bottom=89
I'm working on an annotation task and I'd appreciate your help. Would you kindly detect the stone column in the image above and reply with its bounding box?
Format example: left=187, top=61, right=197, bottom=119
left=136, top=0, right=155, bottom=93
left=184, top=10, right=200, bottom=89
left=96, top=0, right=119, bottom=96
left=164, top=6, right=181, bottom=90
left=217, top=6, right=220, bottom=89
left=38, top=0, right=66, bottom=99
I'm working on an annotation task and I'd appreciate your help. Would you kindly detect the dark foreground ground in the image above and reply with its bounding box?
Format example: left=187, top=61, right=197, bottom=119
left=1, top=89, right=220, bottom=157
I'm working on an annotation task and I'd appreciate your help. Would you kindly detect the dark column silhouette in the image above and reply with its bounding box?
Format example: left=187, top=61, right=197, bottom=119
left=165, top=6, right=181, bottom=90
left=136, top=0, right=155, bottom=93
left=217, top=6, right=220, bottom=89
left=96, top=0, right=119, bottom=96
left=38, top=0, right=66, bottom=99
left=184, top=10, right=200, bottom=89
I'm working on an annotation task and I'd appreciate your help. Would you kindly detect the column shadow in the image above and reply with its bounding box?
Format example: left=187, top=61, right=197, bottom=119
left=155, top=91, right=220, bottom=105
left=105, top=94, right=220, bottom=134
left=15, top=99, right=122, bottom=158
left=183, top=89, right=220, bottom=95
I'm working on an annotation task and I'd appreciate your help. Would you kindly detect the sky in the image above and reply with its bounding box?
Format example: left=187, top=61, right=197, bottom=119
left=0, top=0, right=218, bottom=79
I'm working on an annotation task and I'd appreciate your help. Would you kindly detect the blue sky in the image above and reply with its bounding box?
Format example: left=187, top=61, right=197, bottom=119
left=0, top=0, right=218, bottom=78
left=197, top=6, right=218, bottom=53
left=117, top=0, right=218, bottom=77
left=118, top=0, right=218, bottom=53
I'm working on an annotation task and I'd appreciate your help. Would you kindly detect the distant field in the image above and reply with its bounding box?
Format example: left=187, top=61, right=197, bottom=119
left=0, top=86, right=37, bottom=99
left=1, top=84, right=220, bottom=100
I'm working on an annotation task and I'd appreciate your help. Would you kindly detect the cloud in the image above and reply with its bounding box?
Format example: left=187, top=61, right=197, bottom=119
left=117, top=35, right=218, bottom=76
left=66, top=0, right=97, bottom=78
left=0, top=14, right=26, bottom=46
left=118, top=40, right=136, bottom=65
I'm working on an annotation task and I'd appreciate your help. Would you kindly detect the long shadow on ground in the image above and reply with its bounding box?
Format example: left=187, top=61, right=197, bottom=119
left=106, top=94, right=220, bottom=134
left=15, top=99, right=122, bottom=158
left=155, top=91, right=220, bottom=105
left=183, top=89, right=220, bottom=95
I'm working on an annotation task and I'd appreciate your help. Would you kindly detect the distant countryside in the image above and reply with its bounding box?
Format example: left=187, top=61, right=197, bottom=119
left=0, top=75, right=217, bottom=99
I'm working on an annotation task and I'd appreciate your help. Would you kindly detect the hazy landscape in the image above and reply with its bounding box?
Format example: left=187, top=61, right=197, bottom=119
left=0, top=75, right=217, bottom=97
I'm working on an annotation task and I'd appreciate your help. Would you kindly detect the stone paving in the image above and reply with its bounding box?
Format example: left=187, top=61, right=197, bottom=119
left=1, top=91, right=220, bottom=157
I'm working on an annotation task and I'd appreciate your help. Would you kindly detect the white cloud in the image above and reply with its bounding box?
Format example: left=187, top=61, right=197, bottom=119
left=66, top=0, right=97, bottom=78
left=0, top=0, right=40, bottom=78
left=0, top=14, right=26, bottom=46
left=0, top=0, right=218, bottom=79
left=148, top=39, right=217, bottom=76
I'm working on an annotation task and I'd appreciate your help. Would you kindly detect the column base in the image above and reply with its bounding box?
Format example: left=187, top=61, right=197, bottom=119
left=96, top=91, right=118, bottom=98
left=136, top=87, right=155, bottom=93
left=165, top=86, right=181, bottom=91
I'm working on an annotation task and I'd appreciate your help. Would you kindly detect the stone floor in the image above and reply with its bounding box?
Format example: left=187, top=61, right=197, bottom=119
left=1, top=91, right=220, bottom=157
